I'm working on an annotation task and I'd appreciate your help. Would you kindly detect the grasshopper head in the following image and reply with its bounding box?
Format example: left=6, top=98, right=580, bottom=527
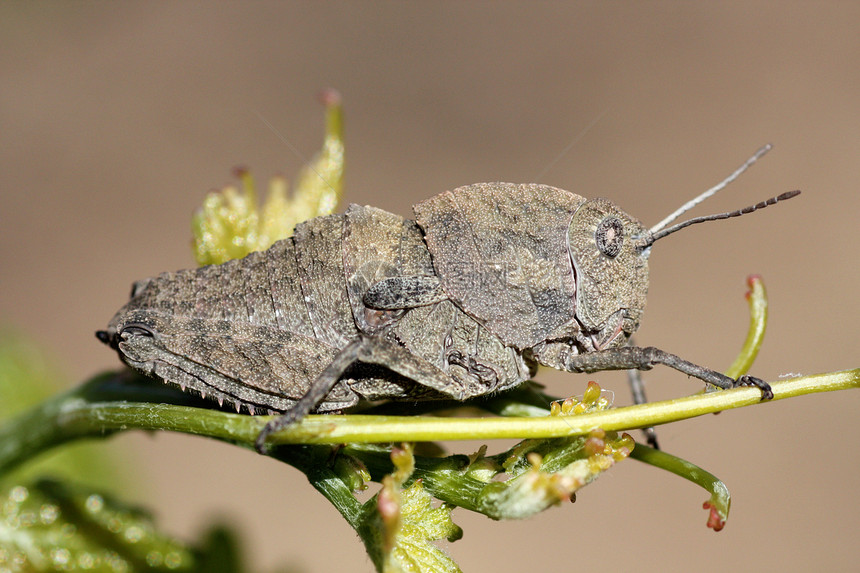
left=567, top=198, right=650, bottom=349
left=563, top=179, right=801, bottom=351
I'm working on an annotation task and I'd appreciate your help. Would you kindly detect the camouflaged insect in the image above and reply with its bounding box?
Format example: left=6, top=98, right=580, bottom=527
left=98, top=177, right=799, bottom=452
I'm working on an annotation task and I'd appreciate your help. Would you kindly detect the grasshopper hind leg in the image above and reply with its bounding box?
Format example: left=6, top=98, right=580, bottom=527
left=254, top=338, right=366, bottom=453
left=255, top=335, right=469, bottom=454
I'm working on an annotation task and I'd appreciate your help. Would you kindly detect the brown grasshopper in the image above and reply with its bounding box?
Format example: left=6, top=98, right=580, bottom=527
left=97, top=147, right=799, bottom=452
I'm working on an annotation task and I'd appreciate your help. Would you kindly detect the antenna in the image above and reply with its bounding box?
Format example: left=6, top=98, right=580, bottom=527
left=649, top=144, right=773, bottom=234
left=636, top=190, right=801, bottom=250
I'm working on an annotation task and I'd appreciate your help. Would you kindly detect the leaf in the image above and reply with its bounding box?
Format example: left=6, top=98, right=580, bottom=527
left=384, top=482, right=461, bottom=573
left=0, top=479, right=247, bottom=573
left=466, top=383, right=634, bottom=520
left=0, top=478, right=195, bottom=572
left=378, top=445, right=463, bottom=573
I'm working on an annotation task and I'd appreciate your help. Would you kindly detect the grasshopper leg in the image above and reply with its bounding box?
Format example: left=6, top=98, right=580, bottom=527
left=255, top=335, right=467, bottom=453
left=565, top=346, right=773, bottom=400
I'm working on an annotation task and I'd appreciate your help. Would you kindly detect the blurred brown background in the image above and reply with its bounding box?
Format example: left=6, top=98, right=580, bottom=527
left=2, top=3, right=859, bottom=571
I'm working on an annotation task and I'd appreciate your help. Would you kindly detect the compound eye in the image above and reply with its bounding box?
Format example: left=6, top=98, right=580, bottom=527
left=596, top=217, right=624, bottom=258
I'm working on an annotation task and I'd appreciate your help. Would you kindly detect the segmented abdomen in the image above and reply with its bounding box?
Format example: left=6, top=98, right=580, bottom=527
left=136, top=213, right=357, bottom=350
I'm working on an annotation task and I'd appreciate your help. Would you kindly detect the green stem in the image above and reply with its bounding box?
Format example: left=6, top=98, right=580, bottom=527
left=233, top=368, right=860, bottom=444
left=725, top=275, right=767, bottom=379
left=286, top=449, right=366, bottom=529
left=2, top=368, right=858, bottom=476
left=275, top=445, right=385, bottom=569
left=630, top=443, right=731, bottom=530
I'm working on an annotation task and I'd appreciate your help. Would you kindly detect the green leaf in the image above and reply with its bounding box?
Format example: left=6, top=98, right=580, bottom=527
left=384, top=481, right=461, bottom=573
left=0, top=478, right=195, bottom=572
left=377, top=445, right=462, bottom=573
left=0, top=479, right=248, bottom=573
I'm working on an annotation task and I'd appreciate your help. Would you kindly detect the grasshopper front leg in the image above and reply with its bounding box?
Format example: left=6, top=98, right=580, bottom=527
left=564, top=346, right=774, bottom=400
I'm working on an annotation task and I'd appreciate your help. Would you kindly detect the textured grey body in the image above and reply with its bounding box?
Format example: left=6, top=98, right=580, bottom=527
left=414, top=183, right=650, bottom=367
left=413, top=184, right=585, bottom=350
left=101, top=182, right=774, bottom=438
left=103, top=194, right=540, bottom=415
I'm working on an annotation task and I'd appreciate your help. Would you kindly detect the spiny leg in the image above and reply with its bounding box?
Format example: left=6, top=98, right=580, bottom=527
left=255, top=337, right=365, bottom=453
left=255, top=335, right=467, bottom=453
left=352, top=336, right=468, bottom=400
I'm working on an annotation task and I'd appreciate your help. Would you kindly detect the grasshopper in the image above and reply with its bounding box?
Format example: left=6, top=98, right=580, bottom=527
left=97, top=147, right=798, bottom=452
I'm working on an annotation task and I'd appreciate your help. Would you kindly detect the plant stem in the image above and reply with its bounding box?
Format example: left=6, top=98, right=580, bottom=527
left=725, top=275, right=767, bottom=379
left=630, top=443, right=731, bottom=530
left=2, top=368, right=857, bottom=477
